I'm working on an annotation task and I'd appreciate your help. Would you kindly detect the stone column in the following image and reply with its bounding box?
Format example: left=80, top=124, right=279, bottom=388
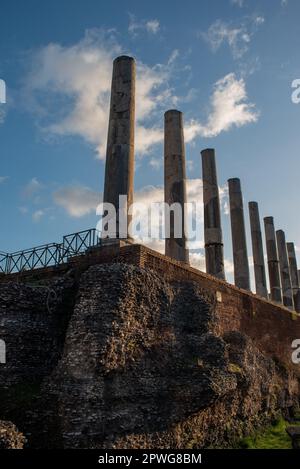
left=201, top=148, right=225, bottom=279
left=287, top=242, right=300, bottom=313
left=228, top=178, right=250, bottom=290
left=103, top=56, right=135, bottom=238
left=164, top=110, right=189, bottom=263
left=276, top=231, right=294, bottom=309
left=264, top=217, right=282, bottom=303
left=248, top=202, right=268, bottom=298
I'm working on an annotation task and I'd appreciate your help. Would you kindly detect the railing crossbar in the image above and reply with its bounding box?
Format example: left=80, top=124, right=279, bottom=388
left=1, top=228, right=101, bottom=274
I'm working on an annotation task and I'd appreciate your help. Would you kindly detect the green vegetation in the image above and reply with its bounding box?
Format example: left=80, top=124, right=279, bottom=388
left=238, top=417, right=297, bottom=449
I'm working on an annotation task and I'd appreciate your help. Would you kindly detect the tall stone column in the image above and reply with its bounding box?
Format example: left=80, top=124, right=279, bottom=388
left=264, top=217, right=282, bottom=303
left=248, top=201, right=268, bottom=298
left=287, top=242, right=300, bottom=313
left=228, top=178, right=250, bottom=290
left=103, top=56, right=135, bottom=238
left=164, top=110, right=189, bottom=263
left=201, top=148, right=225, bottom=279
left=276, top=230, right=294, bottom=309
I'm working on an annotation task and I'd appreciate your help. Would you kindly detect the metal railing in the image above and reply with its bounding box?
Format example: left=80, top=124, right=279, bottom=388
left=0, top=228, right=101, bottom=274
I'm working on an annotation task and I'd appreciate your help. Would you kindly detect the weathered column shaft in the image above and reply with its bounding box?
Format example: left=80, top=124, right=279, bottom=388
left=103, top=55, right=135, bottom=238
left=287, top=242, right=299, bottom=287
left=164, top=110, right=189, bottom=263
left=264, top=217, right=282, bottom=303
left=201, top=148, right=225, bottom=279
left=276, top=231, right=294, bottom=309
left=298, top=269, right=300, bottom=311
left=248, top=202, right=268, bottom=298
left=228, top=178, right=250, bottom=290
left=287, top=242, right=300, bottom=313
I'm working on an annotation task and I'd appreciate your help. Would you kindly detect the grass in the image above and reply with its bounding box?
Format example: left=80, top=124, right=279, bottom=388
left=238, top=417, right=297, bottom=449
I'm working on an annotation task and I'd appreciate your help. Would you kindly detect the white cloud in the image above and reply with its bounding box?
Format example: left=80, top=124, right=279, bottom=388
left=0, top=176, right=8, bottom=184
left=202, top=16, right=264, bottom=59
left=186, top=160, right=194, bottom=172
left=32, top=209, right=44, bottom=222
left=254, top=16, right=265, bottom=25
left=168, top=49, right=179, bottom=65
left=52, top=179, right=234, bottom=278
left=145, top=20, right=160, bottom=34
left=23, top=30, right=120, bottom=159
left=128, top=15, right=160, bottom=36
left=52, top=178, right=204, bottom=224
left=231, top=0, right=244, bottom=7
left=23, top=29, right=178, bottom=159
left=189, top=252, right=206, bottom=271
left=132, top=181, right=232, bottom=276
left=224, top=258, right=235, bottom=274
left=203, top=20, right=249, bottom=59
left=281, top=0, right=288, bottom=6
left=135, top=126, right=164, bottom=154
left=132, top=178, right=227, bottom=251
left=23, top=30, right=258, bottom=161
left=149, top=157, right=162, bottom=171
left=23, top=177, right=43, bottom=198
left=184, top=73, right=258, bottom=139
left=53, top=185, right=101, bottom=217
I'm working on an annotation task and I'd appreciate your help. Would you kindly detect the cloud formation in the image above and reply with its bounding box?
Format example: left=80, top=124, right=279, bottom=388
left=230, top=0, right=244, bottom=7
left=202, top=16, right=264, bottom=59
left=184, top=73, right=258, bottom=139
left=52, top=179, right=235, bottom=276
left=23, top=29, right=258, bottom=161
left=128, top=15, right=160, bottom=36
left=23, top=177, right=43, bottom=198
left=53, top=185, right=101, bottom=218
left=32, top=209, right=44, bottom=222
left=23, top=29, right=178, bottom=159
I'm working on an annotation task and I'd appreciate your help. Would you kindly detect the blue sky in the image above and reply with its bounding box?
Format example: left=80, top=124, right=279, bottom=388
left=0, top=0, right=299, bottom=286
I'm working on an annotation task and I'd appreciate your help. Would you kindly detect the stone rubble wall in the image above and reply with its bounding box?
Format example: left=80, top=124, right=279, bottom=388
left=0, top=245, right=299, bottom=448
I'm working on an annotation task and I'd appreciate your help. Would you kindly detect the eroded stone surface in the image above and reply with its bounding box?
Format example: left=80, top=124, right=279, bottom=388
left=228, top=178, right=250, bottom=291
left=0, top=420, right=25, bottom=449
left=164, top=110, right=189, bottom=264
left=1, top=262, right=299, bottom=449
left=34, top=264, right=299, bottom=448
left=201, top=149, right=225, bottom=280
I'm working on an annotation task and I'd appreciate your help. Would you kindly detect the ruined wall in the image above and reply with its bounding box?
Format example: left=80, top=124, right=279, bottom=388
left=0, top=272, right=76, bottom=389
left=32, top=263, right=300, bottom=448
left=64, top=243, right=300, bottom=372
left=136, top=246, right=300, bottom=371
left=0, top=244, right=300, bottom=448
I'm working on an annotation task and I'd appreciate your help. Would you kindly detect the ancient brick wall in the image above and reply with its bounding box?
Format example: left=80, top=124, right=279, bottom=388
left=0, top=273, right=76, bottom=390
left=1, top=245, right=300, bottom=448
left=1, top=242, right=299, bottom=382
left=137, top=245, right=300, bottom=373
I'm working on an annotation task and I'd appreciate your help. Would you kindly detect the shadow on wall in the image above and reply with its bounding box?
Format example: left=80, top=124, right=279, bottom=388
left=33, top=264, right=299, bottom=449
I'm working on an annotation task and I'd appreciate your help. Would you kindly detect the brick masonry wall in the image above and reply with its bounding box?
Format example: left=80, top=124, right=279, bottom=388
left=1, top=242, right=300, bottom=376
left=68, top=243, right=300, bottom=374
left=138, top=245, right=300, bottom=374
left=1, top=243, right=299, bottom=448
left=0, top=273, right=77, bottom=390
